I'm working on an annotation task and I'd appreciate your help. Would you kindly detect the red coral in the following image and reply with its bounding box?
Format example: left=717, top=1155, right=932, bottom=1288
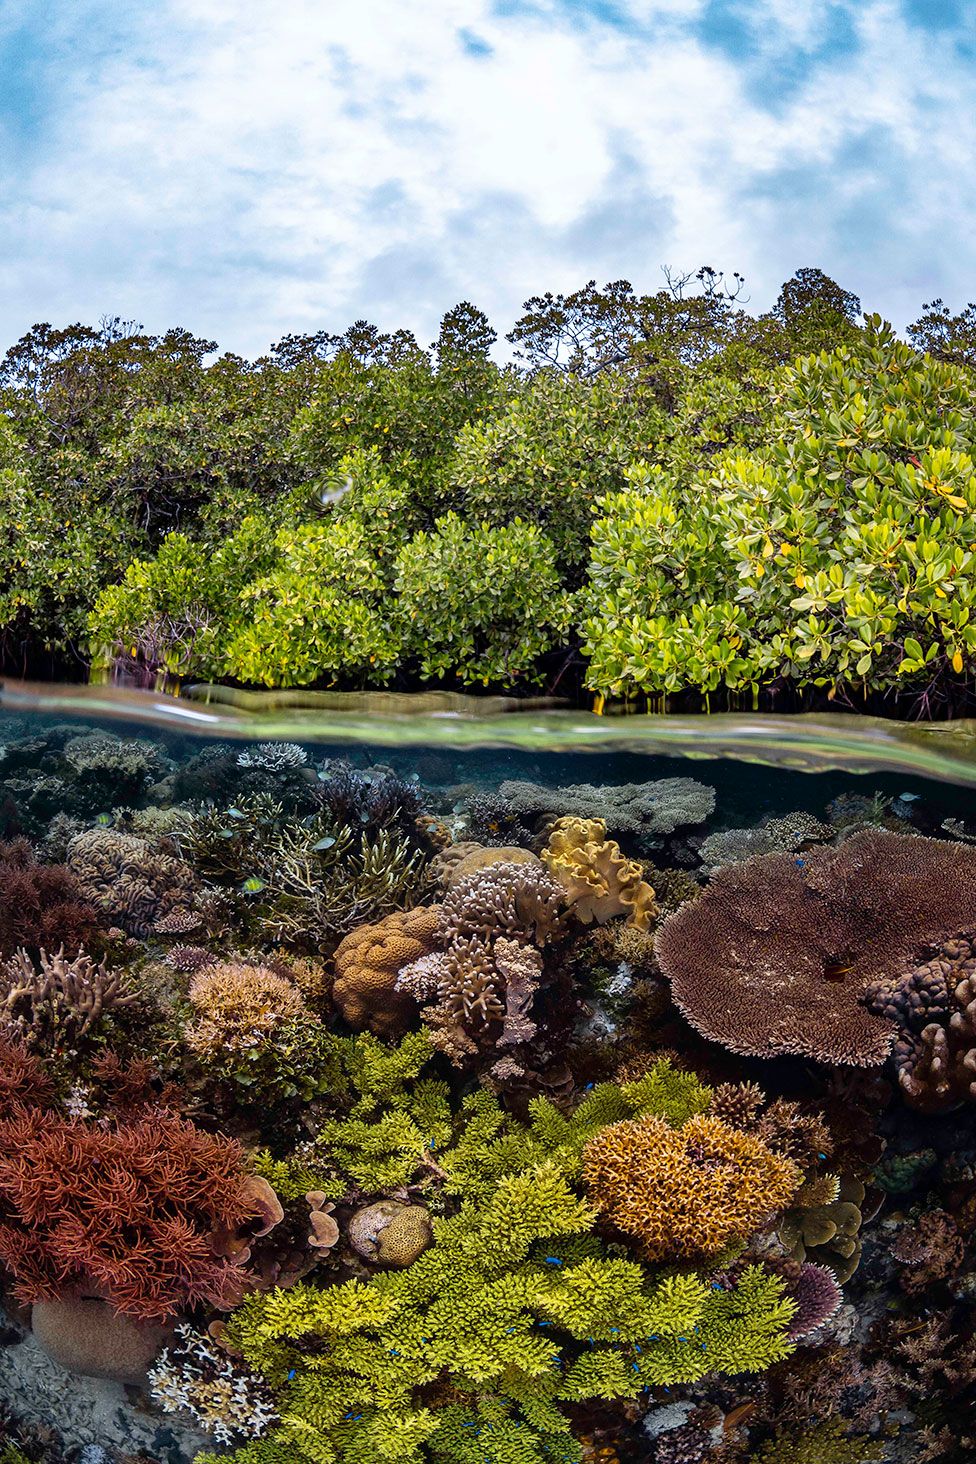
left=0, top=1096, right=271, bottom=1322
left=0, top=840, right=101, bottom=957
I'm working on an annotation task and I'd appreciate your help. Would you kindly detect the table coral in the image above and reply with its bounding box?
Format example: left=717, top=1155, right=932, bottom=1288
left=582, top=1112, right=801, bottom=1262
left=498, top=776, right=716, bottom=841
left=543, top=817, right=656, bottom=929
left=656, top=830, right=976, bottom=1066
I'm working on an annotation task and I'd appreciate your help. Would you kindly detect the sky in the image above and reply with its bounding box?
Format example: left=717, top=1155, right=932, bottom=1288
left=1, top=0, right=974, bottom=359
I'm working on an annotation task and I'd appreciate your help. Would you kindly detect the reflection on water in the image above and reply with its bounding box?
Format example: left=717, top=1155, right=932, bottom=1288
left=5, top=675, right=976, bottom=786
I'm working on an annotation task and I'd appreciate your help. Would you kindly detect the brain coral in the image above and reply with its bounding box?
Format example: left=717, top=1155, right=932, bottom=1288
left=543, top=817, right=656, bottom=929
left=583, top=1112, right=800, bottom=1262
left=67, top=828, right=199, bottom=939
left=655, top=830, right=976, bottom=1066
left=332, top=904, right=441, bottom=1037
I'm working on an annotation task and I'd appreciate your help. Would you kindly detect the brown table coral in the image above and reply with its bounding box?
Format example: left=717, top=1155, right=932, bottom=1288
left=655, top=830, right=976, bottom=1067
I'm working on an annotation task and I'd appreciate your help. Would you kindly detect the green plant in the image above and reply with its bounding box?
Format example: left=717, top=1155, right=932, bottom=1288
left=395, top=514, right=572, bottom=686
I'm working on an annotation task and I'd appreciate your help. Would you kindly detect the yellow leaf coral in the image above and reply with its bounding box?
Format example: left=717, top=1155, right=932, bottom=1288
left=582, top=1112, right=802, bottom=1262
left=542, top=817, right=656, bottom=930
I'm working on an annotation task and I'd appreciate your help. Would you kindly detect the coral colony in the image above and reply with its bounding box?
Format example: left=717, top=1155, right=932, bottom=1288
left=0, top=722, right=971, bottom=1464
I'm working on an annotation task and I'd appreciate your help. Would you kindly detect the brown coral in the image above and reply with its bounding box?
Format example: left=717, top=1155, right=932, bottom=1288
left=656, top=830, right=976, bottom=1066
left=865, top=936, right=976, bottom=1110
left=67, top=828, right=199, bottom=939
left=0, top=840, right=100, bottom=957
left=777, top=1175, right=868, bottom=1283
left=0, top=946, right=139, bottom=1052
left=347, top=1200, right=433, bottom=1267
left=582, top=1111, right=801, bottom=1262
left=439, top=860, right=567, bottom=947
left=543, top=818, right=656, bottom=930
left=332, top=904, right=442, bottom=1037
left=185, top=962, right=308, bottom=1058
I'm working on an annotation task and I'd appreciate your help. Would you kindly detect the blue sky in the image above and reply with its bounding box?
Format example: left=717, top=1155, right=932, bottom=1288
left=1, top=0, right=974, bottom=358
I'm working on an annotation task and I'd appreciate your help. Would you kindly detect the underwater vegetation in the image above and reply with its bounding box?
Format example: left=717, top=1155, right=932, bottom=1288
left=0, top=719, right=972, bottom=1463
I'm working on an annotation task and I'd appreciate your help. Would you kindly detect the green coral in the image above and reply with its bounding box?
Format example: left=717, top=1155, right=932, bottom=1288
left=750, top=1419, right=885, bottom=1463
left=202, top=1163, right=794, bottom=1464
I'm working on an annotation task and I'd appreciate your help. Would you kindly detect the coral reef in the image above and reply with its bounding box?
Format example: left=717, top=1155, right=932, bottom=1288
left=0, top=946, right=138, bottom=1054
left=864, top=934, right=976, bottom=1110
left=657, top=830, right=976, bottom=1066
left=149, top=1323, right=279, bottom=1444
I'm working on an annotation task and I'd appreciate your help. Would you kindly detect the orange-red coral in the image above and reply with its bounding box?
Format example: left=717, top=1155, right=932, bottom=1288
left=582, top=1111, right=801, bottom=1262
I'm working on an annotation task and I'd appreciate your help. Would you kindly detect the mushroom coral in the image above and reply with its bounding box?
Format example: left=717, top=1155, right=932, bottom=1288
left=655, top=830, right=976, bottom=1066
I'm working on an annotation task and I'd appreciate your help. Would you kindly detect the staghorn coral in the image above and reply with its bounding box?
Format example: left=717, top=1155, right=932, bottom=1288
left=185, top=961, right=310, bottom=1059
left=0, top=946, right=138, bottom=1054
left=0, top=840, right=100, bottom=957
left=67, top=828, right=199, bottom=939
left=498, top=776, right=716, bottom=841
left=892, top=1209, right=967, bottom=1295
left=656, top=830, right=976, bottom=1066
left=333, top=904, right=442, bottom=1037
left=149, top=1322, right=280, bottom=1444
left=543, top=817, right=657, bottom=929
left=582, top=1111, right=801, bottom=1262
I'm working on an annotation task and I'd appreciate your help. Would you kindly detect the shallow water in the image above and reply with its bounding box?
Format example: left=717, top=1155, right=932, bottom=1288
left=0, top=681, right=972, bottom=1464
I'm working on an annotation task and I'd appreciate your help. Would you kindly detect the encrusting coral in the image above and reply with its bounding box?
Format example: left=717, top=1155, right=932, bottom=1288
left=776, top=1176, right=871, bottom=1284
left=656, top=829, right=976, bottom=1066
left=543, top=817, right=657, bottom=929
left=582, top=1111, right=801, bottom=1262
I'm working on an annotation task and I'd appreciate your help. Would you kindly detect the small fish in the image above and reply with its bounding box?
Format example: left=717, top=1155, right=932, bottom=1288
left=226, top=807, right=246, bottom=820
left=240, top=876, right=266, bottom=895
left=96, top=812, right=113, bottom=826
left=897, top=791, right=921, bottom=802
left=313, top=836, right=336, bottom=851
left=452, top=800, right=466, bottom=814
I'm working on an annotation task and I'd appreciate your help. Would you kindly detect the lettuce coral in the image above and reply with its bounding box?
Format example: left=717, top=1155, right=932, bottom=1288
left=543, top=817, right=656, bottom=929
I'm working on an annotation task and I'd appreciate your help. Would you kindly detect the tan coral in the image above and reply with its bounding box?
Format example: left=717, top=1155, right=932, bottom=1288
left=583, top=1111, right=801, bottom=1262
left=543, top=817, right=656, bottom=930
left=777, top=1175, right=866, bottom=1284
left=347, top=1200, right=432, bottom=1267
left=332, top=904, right=442, bottom=1037
left=185, top=962, right=308, bottom=1058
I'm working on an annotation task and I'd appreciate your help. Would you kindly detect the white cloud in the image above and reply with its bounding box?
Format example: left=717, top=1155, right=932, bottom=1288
left=0, top=0, right=974, bottom=355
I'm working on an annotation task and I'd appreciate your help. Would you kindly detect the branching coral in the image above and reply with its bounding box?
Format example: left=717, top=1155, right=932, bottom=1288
left=67, top=828, right=200, bottom=938
left=582, top=1111, right=801, bottom=1262
left=498, top=776, right=716, bottom=842
left=149, top=1322, right=280, bottom=1444
left=656, top=830, right=976, bottom=1066
left=0, top=946, right=139, bottom=1053
left=543, top=818, right=656, bottom=929
left=0, top=1087, right=277, bottom=1321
